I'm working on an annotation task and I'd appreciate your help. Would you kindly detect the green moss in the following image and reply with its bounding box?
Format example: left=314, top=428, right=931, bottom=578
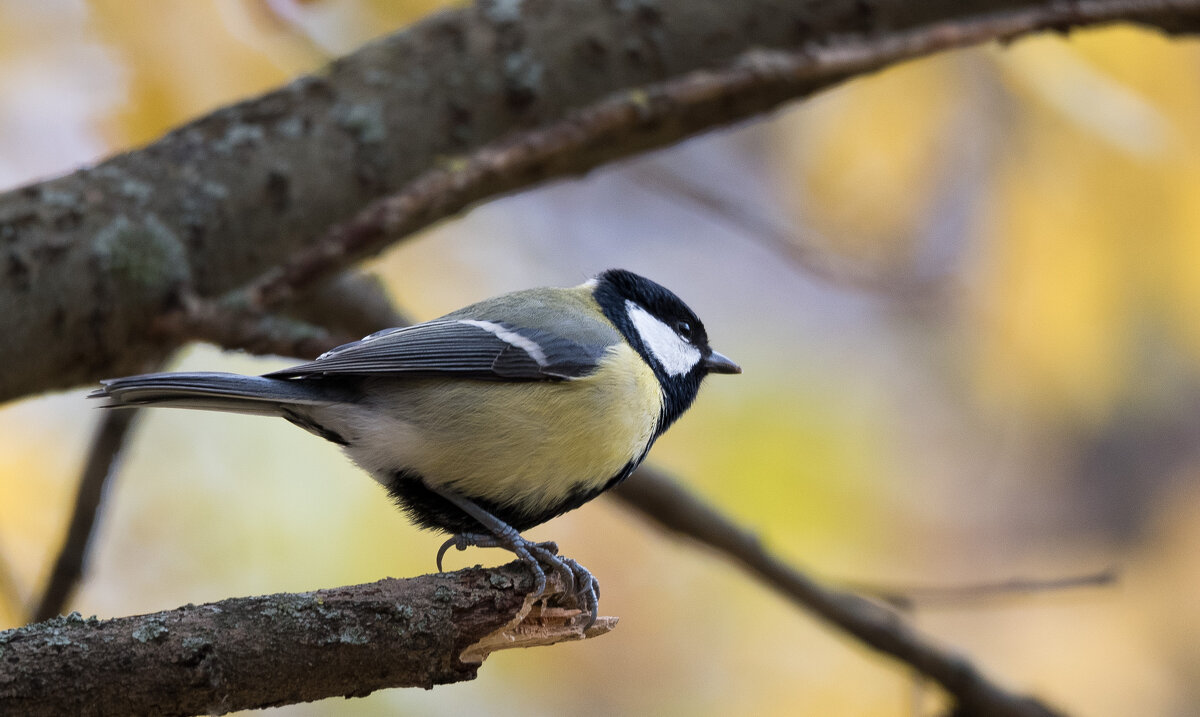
left=40, top=188, right=82, bottom=209
left=180, top=636, right=212, bottom=659
left=276, top=115, right=306, bottom=139
left=482, top=0, right=524, bottom=23
left=339, top=626, right=369, bottom=645
left=503, top=49, right=543, bottom=93
left=214, top=123, right=266, bottom=153
left=131, top=619, right=169, bottom=643
left=332, top=101, right=386, bottom=145
left=93, top=214, right=190, bottom=300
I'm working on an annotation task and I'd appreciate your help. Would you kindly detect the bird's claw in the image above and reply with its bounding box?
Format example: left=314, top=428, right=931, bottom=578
left=435, top=533, right=476, bottom=572
left=517, top=541, right=598, bottom=628
left=436, top=533, right=598, bottom=628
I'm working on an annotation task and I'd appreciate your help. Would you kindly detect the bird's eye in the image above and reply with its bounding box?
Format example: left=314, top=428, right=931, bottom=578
left=675, top=320, right=693, bottom=341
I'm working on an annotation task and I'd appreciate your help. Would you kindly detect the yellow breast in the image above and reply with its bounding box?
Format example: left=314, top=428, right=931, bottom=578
left=350, top=343, right=662, bottom=515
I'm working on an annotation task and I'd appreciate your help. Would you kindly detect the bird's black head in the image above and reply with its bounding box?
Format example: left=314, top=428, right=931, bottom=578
left=592, top=269, right=740, bottom=433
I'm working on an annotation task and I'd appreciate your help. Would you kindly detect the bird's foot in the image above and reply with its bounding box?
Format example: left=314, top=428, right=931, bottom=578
left=436, top=532, right=599, bottom=628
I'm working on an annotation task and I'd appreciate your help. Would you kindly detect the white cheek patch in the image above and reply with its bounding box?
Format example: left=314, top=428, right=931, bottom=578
left=458, top=319, right=548, bottom=366
left=625, top=300, right=701, bottom=377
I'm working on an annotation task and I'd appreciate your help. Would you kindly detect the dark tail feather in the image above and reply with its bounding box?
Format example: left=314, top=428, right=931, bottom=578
left=90, top=372, right=336, bottom=417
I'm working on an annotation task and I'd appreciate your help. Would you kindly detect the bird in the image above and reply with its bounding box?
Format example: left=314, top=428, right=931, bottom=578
left=91, top=268, right=741, bottom=625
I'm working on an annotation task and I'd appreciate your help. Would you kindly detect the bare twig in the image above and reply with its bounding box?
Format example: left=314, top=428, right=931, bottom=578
left=612, top=468, right=1064, bottom=717
left=852, top=568, right=1118, bottom=611
left=155, top=267, right=412, bottom=362
left=2, top=564, right=615, bottom=716
left=32, top=408, right=142, bottom=623
left=154, top=293, right=351, bottom=361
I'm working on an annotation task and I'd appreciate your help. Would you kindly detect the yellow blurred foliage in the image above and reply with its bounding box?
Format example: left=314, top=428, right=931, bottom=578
left=973, top=31, right=1200, bottom=422
left=0, top=399, right=89, bottom=626
left=86, top=0, right=449, bottom=148
left=773, top=53, right=965, bottom=269
left=775, top=28, right=1200, bottom=425
left=662, top=389, right=886, bottom=557
left=973, top=119, right=1129, bottom=423
left=88, top=1, right=300, bottom=146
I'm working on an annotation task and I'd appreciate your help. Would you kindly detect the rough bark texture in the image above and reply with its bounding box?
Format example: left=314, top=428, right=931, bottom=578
left=3, top=0, right=1198, bottom=402
left=0, top=563, right=611, bottom=716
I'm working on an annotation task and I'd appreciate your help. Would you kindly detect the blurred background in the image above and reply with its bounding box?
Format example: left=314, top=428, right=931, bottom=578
left=2, top=1, right=1199, bottom=715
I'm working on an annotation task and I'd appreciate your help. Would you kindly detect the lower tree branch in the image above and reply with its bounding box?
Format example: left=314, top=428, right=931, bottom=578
left=1, top=564, right=614, bottom=717
left=612, top=468, right=1063, bottom=717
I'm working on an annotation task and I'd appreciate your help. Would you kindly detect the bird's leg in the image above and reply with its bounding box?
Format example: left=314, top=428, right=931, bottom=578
left=436, top=532, right=561, bottom=572
left=429, top=488, right=599, bottom=627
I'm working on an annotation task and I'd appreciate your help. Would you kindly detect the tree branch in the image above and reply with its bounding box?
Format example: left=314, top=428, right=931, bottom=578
left=3, top=0, right=1199, bottom=402
left=154, top=294, right=351, bottom=362
left=612, top=468, right=1064, bottom=717
left=850, top=568, right=1118, bottom=611
left=180, top=0, right=1200, bottom=321
left=1, top=564, right=614, bottom=716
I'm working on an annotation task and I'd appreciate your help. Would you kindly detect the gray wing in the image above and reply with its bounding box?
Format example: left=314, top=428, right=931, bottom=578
left=266, top=319, right=610, bottom=381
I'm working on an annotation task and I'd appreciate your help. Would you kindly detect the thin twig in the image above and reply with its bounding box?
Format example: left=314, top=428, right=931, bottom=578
left=155, top=293, right=351, bottom=360
left=33, top=408, right=141, bottom=622
left=153, top=269, right=412, bottom=360
left=851, top=568, right=1118, bottom=611
left=612, top=468, right=1065, bottom=717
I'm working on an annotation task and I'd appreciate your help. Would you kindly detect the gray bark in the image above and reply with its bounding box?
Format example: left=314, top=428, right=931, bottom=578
left=1, top=564, right=607, bottom=716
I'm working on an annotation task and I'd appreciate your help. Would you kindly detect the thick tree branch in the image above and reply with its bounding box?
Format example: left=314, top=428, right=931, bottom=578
left=172, top=0, right=1200, bottom=323
left=3, top=0, right=1199, bottom=402
left=1, top=564, right=614, bottom=716
left=613, top=469, right=1064, bottom=717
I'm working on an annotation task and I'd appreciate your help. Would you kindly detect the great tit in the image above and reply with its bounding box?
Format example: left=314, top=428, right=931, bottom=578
left=92, top=268, right=740, bottom=624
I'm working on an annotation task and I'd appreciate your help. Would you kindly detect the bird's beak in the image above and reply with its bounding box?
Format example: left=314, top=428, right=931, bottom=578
left=704, top=350, right=742, bottom=375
